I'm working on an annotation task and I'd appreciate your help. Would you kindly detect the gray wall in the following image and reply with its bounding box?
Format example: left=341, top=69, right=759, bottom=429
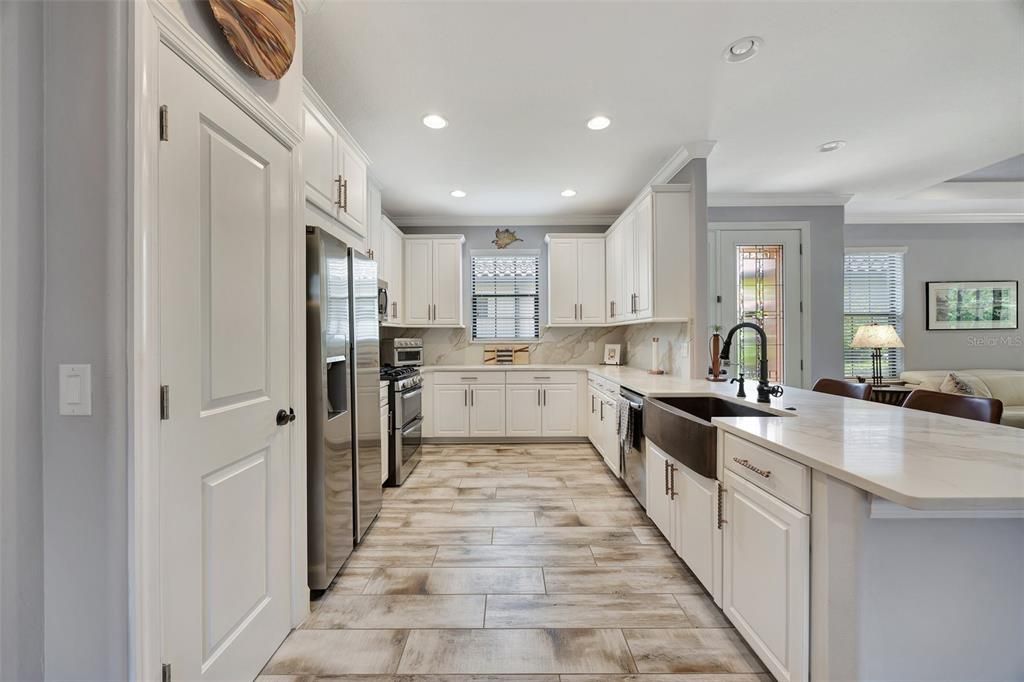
left=41, top=2, right=130, bottom=678
left=399, top=224, right=607, bottom=330
left=708, top=205, right=846, bottom=384
left=845, top=223, right=1024, bottom=370
left=0, top=2, right=45, bottom=680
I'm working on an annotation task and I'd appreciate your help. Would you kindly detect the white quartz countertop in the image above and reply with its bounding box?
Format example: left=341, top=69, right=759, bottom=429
left=421, top=363, right=1024, bottom=511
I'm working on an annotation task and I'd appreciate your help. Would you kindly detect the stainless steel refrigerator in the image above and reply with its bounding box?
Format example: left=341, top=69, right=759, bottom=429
left=306, top=226, right=382, bottom=591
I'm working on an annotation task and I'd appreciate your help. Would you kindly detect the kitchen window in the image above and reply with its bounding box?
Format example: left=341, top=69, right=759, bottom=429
left=471, top=250, right=540, bottom=341
left=843, top=248, right=906, bottom=378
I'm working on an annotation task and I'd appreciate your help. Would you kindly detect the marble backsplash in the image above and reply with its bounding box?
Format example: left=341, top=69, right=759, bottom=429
left=383, top=326, right=627, bottom=366
left=622, top=322, right=690, bottom=377
left=383, top=322, right=691, bottom=376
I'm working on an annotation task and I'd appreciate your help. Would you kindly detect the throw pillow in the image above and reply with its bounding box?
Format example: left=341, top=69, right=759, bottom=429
left=939, top=372, right=993, bottom=398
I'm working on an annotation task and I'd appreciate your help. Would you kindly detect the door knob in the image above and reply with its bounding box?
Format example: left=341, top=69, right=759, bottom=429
left=276, top=408, right=295, bottom=426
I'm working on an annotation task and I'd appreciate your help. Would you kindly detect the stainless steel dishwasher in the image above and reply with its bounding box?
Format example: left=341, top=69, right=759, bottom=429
left=620, top=387, right=646, bottom=508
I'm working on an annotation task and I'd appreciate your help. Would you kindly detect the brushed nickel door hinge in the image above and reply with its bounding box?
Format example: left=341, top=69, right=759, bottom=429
left=160, top=385, right=170, bottom=420
left=162, top=663, right=171, bottom=682
left=159, top=105, right=169, bottom=141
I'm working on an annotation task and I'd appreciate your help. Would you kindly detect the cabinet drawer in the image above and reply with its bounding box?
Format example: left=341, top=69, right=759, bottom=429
left=723, top=433, right=810, bottom=514
left=506, top=371, right=579, bottom=385
left=586, top=373, right=620, bottom=396
left=433, top=371, right=506, bottom=385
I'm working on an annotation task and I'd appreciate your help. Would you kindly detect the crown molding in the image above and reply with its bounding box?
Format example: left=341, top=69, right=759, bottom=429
left=709, top=192, right=854, bottom=207
left=845, top=212, right=1024, bottom=225
left=392, top=215, right=619, bottom=228
left=648, top=139, right=716, bottom=186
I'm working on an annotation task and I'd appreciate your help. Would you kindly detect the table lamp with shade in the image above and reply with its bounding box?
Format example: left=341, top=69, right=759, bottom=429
left=851, top=323, right=904, bottom=386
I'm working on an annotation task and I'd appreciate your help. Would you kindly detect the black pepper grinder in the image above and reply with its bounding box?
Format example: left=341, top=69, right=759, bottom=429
left=731, top=373, right=746, bottom=398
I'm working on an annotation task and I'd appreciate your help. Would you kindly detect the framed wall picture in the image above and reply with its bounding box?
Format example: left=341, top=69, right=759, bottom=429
left=926, top=280, right=1018, bottom=330
left=603, top=344, right=622, bottom=365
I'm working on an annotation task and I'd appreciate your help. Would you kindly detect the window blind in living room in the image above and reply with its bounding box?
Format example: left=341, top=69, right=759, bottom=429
left=844, top=248, right=905, bottom=379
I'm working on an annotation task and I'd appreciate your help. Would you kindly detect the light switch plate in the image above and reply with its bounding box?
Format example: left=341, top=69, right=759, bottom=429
left=59, top=364, right=92, bottom=416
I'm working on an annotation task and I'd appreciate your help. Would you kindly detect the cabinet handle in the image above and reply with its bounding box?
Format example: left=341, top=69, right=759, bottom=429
left=538, top=389, right=542, bottom=406
left=433, top=303, right=437, bottom=321
left=609, top=300, right=614, bottom=318
left=669, top=464, right=678, bottom=499
left=392, top=301, right=397, bottom=317
left=717, top=481, right=727, bottom=528
left=591, top=395, right=595, bottom=413
left=664, top=460, right=670, bottom=496
left=733, top=457, right=771, bottom=479
left=543, top=389, right=547, bottom=407
left=335, top=176, right=348, bottom=210
left=599, top=401, right=603, bottom=421
left=464, top=388, right=468, bottom=406
left=470, top=389, right=474, bottom=407
left=579, top=303, right=583, bottom=319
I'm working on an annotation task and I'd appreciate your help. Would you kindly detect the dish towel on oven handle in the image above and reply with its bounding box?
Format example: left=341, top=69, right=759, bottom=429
left=617, top=396, right=633, bottom=448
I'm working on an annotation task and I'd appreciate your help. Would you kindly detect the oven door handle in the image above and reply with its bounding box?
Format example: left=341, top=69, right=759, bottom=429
left=401, top=415, right=424, bottom=435
left=400, top=388, right=423, bottom=400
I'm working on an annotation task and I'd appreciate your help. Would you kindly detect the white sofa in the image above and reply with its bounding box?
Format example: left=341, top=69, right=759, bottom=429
left=900, top=369, right=1024, bottom=428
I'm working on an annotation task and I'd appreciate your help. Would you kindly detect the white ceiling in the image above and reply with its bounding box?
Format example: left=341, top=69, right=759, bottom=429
left=303, top=1, right=1024, bottom=224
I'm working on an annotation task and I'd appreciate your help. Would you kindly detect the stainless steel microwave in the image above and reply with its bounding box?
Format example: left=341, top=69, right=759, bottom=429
left=382, top=338, right=423, bottom=367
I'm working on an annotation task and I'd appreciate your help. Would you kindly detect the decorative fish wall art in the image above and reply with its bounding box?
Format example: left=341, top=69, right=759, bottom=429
left=491, top=228, right=523, bottom=249
left=208, top=0, right=296, bottom=81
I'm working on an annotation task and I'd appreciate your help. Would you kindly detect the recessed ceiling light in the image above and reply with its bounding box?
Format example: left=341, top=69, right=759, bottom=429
left=561, top=189, right=577, bottom=197
left=422, top=114, right=448, bottom=129
left=817, top=140, right=847, bottom=153
left=450, top=189, right=467, bottom=198
left=586, top=115, right=611, bottom=131
left=722, top=36, right=763, bottom=63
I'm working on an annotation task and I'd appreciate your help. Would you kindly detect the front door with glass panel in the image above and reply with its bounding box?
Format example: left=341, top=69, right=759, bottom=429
left=714, top=229, right=803, bottom=386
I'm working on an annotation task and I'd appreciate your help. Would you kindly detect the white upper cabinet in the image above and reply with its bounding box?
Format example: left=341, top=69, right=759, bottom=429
left=381, top=216, right=404, bottom=325
left=303, top=97, right=339, bottom=215
left=545, top=235, right=605, bottom=326
left=633, top=193, right=653, bottom=318
left=366, top=181, right=383, bottom=261
left=302, top=81, right=370, bottom=238
left=403, top=235, right=465, bottom=327
left=403, top=238, right=433, bottom=326
left=605, top=186, right=692, bottom=325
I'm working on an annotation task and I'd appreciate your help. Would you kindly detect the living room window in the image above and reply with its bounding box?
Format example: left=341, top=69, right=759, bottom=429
left=844, top=248, right=906, bottom=379
left=471, top=250, right=540, bottom=341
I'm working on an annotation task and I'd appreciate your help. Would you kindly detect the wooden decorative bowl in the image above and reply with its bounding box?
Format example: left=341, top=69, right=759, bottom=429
left=208, top=0, right=296, bottom=80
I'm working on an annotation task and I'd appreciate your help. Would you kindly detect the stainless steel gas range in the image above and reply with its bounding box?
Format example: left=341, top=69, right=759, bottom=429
left=380, top=365, right=423, bottom=485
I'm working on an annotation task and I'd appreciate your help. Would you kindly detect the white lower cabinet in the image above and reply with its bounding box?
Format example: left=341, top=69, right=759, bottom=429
left=645, top=440, right=718, bottom=595
left=380, top=385, right=390, bottom=484
left=469, top=384, right=506, bottom=437
left=541, top=384, right=578, bottom=436
left=507, top=385, right=543, bottom=437
left=722, top=469, right=809, bottom=682
left=645, top=441, right=673, bottom=536
left=671, top=464, right=717, bottom=592
left=433, top=385, right=470, bottom=437
left=429, top=372, right=582, bottom=439
left=587, top=386, right=619, bottom=475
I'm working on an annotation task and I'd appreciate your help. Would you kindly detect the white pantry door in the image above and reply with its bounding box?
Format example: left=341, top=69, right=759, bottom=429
left=158, top=47, right=293, bottom=681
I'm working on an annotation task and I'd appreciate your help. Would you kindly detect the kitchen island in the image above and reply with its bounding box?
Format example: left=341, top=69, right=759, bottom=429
left=584, top=364, right=1024, bottom=682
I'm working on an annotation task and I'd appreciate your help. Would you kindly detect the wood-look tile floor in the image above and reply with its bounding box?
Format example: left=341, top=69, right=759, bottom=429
left=262, top=444, right=771, bottom=682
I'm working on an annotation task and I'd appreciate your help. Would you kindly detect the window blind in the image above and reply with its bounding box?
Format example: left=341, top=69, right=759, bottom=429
left=472, top=251, right=540, bottom=341
left=843, top=250, right=905, bottom=378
